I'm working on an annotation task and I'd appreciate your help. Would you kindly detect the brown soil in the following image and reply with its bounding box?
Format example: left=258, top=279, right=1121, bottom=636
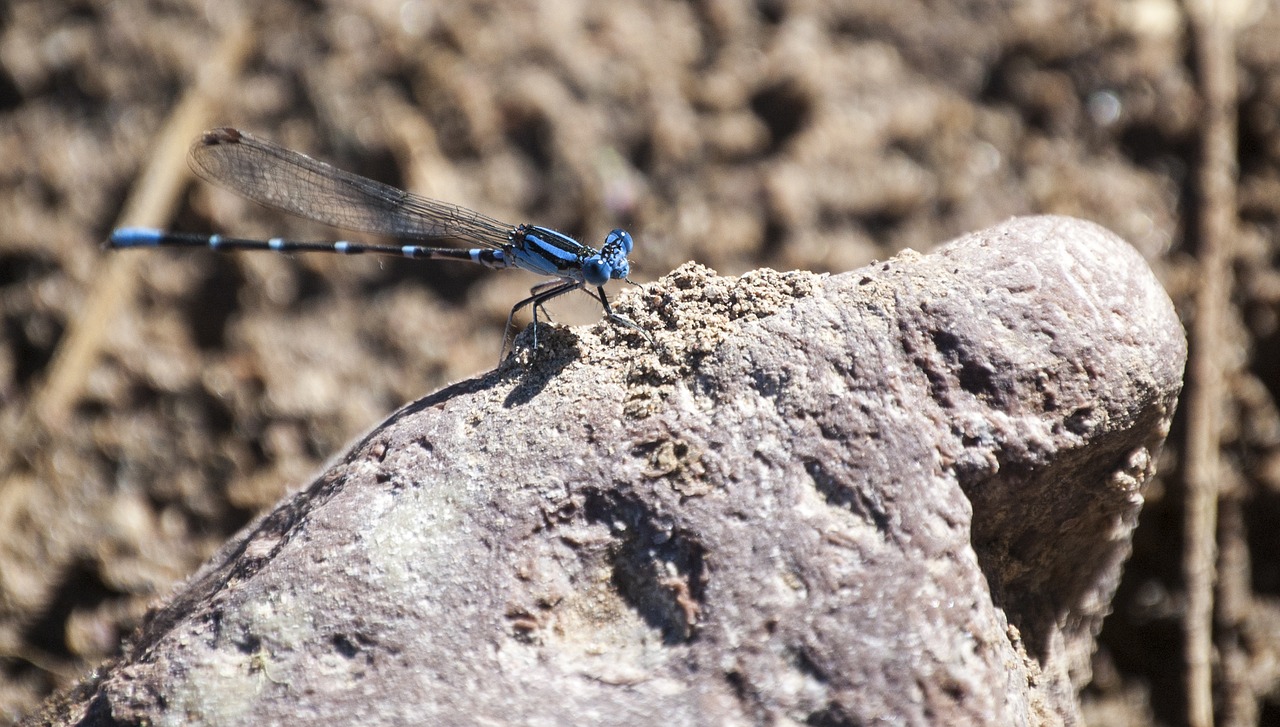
left=1, top=0, right=1278, bottom=724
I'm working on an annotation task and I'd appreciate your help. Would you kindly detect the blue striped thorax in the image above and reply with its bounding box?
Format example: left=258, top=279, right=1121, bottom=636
left=512, top=225, right=633, bottom=286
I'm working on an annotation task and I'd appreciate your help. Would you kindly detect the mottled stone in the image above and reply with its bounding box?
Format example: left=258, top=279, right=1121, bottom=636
left=41, top=216, right=1185, bottom=727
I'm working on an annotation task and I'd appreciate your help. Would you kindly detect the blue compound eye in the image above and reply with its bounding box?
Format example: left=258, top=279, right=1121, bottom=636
left=583, top=259, right=610, bottom=286
left=605, top=229, right=633, bottom=254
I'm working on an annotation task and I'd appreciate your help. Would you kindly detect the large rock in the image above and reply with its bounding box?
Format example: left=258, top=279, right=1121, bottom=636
left=40, top=216, right=1185, bottom=726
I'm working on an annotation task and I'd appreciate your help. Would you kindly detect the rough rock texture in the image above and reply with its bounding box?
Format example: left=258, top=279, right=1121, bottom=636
left=40, top=215, right=1185, bottom=726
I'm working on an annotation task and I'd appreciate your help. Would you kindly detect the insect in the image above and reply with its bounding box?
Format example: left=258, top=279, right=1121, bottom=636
left=109, top=127, right=649, bottom=359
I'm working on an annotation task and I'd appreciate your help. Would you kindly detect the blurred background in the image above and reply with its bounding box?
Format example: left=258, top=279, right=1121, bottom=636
left=0, top=0, right=1276, bottom=724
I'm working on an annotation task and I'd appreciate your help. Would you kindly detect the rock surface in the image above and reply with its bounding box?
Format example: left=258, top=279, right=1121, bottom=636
left=39, top=215, right=1185, bottom=726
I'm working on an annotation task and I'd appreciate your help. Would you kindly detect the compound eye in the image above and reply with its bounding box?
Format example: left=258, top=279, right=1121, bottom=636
left=605, top=229, right=634, bottom=255
left=582, top=259, right=610, bottom=286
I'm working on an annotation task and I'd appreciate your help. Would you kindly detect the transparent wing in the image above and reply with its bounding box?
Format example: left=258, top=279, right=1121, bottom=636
left=187, top=127, right=513, bottom=248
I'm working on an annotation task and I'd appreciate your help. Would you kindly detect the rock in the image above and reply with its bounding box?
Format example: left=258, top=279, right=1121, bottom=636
left=38, top=215, right=1185, bottom=726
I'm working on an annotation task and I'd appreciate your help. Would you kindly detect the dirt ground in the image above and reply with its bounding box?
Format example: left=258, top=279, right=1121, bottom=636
left=1, top=0, right=1278, bottom=724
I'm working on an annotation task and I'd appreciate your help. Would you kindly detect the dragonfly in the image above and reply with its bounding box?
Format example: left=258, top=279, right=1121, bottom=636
left=109, top=127, right=650, bottom=360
